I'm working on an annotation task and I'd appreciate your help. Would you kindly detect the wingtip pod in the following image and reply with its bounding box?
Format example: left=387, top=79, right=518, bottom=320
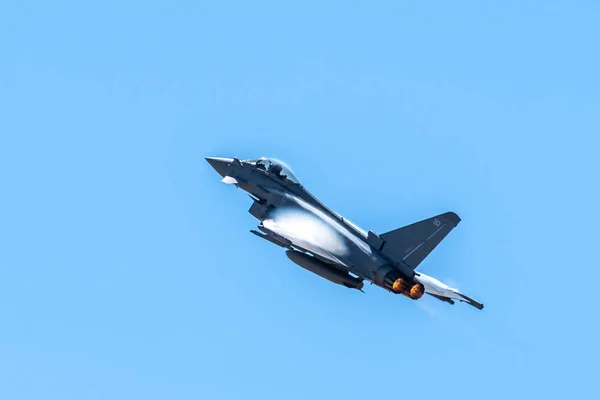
left=457, top=293, right=484, bottom=310
left=462, top=301, right=484, bottom=310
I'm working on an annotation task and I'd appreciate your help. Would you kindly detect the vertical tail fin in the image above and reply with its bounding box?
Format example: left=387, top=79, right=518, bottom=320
left=375, top=212, right=461, bottom=270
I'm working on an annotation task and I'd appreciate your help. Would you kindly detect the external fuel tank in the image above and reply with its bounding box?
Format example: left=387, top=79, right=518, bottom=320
left=285, top=250, right=364, bottom=290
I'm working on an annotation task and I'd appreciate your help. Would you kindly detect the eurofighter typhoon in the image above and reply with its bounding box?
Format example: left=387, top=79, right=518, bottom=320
left=206, top=156, right=483, bottom=310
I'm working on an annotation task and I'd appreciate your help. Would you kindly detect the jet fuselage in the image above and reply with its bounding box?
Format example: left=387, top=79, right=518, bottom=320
left=206, top=156, right=483, bottom=310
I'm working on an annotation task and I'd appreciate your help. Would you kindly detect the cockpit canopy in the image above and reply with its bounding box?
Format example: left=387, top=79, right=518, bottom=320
left=244, top=157, right=299, bottom=183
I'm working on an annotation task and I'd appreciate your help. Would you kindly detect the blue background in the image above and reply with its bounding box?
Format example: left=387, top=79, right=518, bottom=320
left=1, top=1, right=598, bottom=399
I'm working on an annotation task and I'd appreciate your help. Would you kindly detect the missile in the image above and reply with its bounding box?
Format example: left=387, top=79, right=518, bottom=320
left=428, top=293, right=455, bottom=305
left=257, top=224, right=293, bottom=248
left=250, top=230, right=291, bottom=248
left=285, top=250, right=364, bottom=291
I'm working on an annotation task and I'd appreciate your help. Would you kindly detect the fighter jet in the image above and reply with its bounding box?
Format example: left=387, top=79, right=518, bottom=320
left=206, top=156, right=483, bottom=310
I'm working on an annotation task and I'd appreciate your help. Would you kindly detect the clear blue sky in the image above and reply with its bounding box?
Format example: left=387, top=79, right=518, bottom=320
left=1, top=1, right=599, bottom=399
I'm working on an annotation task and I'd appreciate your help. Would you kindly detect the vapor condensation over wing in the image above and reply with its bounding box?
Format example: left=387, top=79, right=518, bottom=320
left=262, top=191, right=384, bottom=270
left=276, top=191, right=375, bottom=255
left=267, top=210, right=347, bottom=253
left=262, top=210, right=347, bottom=266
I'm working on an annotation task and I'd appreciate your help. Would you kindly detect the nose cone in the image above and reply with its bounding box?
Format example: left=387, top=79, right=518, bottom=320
left=205, top=157, right=233, bottom=177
